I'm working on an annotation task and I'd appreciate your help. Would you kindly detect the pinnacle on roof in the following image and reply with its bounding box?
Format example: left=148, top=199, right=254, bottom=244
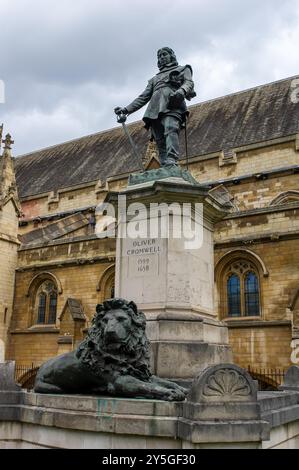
left=2, top=133, right=14, bottom=150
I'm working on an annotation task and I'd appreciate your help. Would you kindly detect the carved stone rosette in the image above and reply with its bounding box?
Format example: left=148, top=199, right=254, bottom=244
left=188, top=363, right=257, bottom=404
left=203, top=368, right=251, bottom=399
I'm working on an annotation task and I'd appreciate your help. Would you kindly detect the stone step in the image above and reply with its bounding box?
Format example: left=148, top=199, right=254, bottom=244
left=258, top=391, right=299, bottom=413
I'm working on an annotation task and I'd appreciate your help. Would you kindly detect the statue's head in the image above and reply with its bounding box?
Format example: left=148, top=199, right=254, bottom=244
left=157, top=47, right=178, bottom=71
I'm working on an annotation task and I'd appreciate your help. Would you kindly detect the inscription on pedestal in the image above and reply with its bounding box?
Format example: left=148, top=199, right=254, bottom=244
left=126, top=239, right=162, bottom=278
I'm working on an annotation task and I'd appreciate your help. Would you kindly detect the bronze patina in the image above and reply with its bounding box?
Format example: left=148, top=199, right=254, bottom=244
left=115, top=47, right=196, bottom=167
left=34, top=298, right=187, bottom=401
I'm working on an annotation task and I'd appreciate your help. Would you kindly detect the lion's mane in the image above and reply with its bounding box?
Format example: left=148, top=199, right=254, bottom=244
left=76, top=298, right=152, bottom=381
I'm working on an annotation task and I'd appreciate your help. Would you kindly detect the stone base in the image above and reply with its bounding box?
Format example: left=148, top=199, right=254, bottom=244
left=150, top=341, right=232, bottom=380
left=146, top=312, right=230, bottom=343
left=1, top=362, right=299, bottom=449
left=146, top=313, right=232, bottom=380
left=1, top=364, right=299, bottom=449
left=128, top=166, right=202, bottom=187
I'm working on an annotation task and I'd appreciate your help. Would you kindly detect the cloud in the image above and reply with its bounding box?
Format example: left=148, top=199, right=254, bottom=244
left=1, top=0, right=299, bottom=155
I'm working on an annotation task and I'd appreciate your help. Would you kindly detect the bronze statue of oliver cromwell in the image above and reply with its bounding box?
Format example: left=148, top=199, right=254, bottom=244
left=115, top=47, right=196, bottom=167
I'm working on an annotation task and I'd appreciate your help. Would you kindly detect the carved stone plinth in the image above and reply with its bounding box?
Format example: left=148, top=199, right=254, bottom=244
left=178, top=364, right=269, bottom=445
left=106, top=170, right=234, bottom=380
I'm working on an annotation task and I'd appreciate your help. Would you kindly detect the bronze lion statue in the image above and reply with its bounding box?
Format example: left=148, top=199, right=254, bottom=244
left=34, top=298, right=187, bottom=401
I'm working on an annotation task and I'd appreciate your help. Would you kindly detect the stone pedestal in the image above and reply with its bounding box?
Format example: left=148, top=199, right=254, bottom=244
left=106, top=169, right=233, bottom=380
left=3, top=364, right=291, bottom=449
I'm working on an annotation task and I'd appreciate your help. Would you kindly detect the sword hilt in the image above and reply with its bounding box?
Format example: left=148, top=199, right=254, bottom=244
left=117, top=111, right=127, bottom=124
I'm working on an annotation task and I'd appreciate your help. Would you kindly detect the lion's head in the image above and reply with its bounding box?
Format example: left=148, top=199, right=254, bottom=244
left=76, top=298, right=152, bottom=381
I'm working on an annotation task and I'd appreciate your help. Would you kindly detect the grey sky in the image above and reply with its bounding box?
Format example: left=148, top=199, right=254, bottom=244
left=1, top=0, right=299, bottom=156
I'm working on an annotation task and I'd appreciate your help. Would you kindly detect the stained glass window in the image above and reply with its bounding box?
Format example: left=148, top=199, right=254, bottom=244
left=223, top=261, right=261, bottom=318
left=37, top=293, right=47, bottom=324
left=245, top=272, right=260, bottom=317
left=48, top=292, right=58, bottom=324
left=227, top=274, right=241, bottom=317
left=35, top=281, right=57, bottom=325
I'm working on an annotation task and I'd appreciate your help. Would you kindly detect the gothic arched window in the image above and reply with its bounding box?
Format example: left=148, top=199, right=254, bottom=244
left=35, top=281, right=58, bottom=325
left=225, top=261, right=261, bottom=318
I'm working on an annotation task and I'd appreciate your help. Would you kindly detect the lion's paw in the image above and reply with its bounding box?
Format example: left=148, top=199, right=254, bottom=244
left=165, top=388, right=186, bottom=401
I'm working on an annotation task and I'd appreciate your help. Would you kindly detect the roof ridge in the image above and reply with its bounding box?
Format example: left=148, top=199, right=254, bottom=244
left=15, top=74, right=299, bottom=160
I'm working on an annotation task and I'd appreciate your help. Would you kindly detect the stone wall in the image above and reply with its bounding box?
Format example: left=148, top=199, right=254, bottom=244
left=226, top=173, right=299, bottom=211
left=215, top=239, right=299, bottom=323
left=214, top=237, right=298, bottom=369
left=19, top=177, right=128, bottom=225
left=190, top=140, right=298, bottom=186
left=228, top=324, right=292, bottom=370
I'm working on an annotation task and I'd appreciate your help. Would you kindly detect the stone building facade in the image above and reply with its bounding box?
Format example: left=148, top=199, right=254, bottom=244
left=1, top=75, right=299, bottom=377
left=0, top=130, right=21, bottom=361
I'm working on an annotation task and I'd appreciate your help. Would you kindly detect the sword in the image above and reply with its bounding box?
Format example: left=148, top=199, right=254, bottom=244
left=116, top=111, right=144, bottom=171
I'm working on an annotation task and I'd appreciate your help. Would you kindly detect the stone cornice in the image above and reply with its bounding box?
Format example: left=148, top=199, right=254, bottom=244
left=0, top=232, right=20, bottom=245
left=224, top=201, right=299, bottom=220
left=19, top=180, right=99, bottom=202
left=19, top=173, right=129, bottom=204
left=214, top=230, right=299, bottom=249
left=180, top=133, right=298, bottom=166
left=10, top=328, right=60, bottom=335
left=16, top=255, right=116, bottom=272
left=19, top=233, right=113, bottom=251
left=226, top=320, right=291, bottom=329
left=106, top=179, right=231, bottom=227
left=19, top=205, right=96, bottom=224
left=207, top=165, right=299, bottom=189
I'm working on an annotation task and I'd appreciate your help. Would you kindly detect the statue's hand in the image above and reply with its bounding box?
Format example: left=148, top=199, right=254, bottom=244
left=168, top=89, right=185, bottom=108
left=114, top=107, right=128, bottom=116
left=176, top=89, right=186, bottom=98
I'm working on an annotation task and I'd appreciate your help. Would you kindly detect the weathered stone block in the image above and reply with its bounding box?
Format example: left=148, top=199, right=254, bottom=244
left=151, top=342, right=232, bottom=379
left=0, top=361, right=21, bottom=391
left=280, top=365, right=299, bottom=391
